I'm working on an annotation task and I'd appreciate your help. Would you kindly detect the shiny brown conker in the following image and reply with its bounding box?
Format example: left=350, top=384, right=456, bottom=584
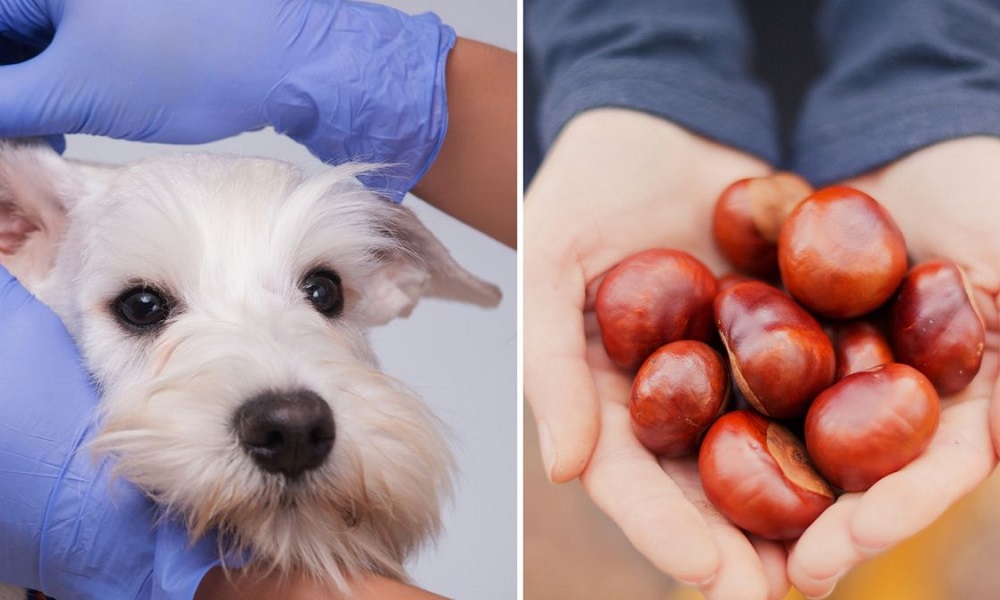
left=712, top=172, right=814, bottom=278
left=832, top=321, right=894, bottom=380
left=805, top=363, right=940, bottom=492
left=717, top=272, right=758, bottom=293
left=714, top=281, right=835, bottom=418
left=889, top=260, right=986, bottom=396
left=699, top=410, right=835, bottom=540
left=595, top=249, right=718, bottom=371
left=778, top=186, right=907, bottom=319
left=630, top=340, right=730, bottom=457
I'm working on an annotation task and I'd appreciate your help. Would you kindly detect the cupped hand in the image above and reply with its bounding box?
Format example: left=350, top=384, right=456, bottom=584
left=525, top=108, right=788, bottom=599
left=788, top=136, right=1000, bottom=598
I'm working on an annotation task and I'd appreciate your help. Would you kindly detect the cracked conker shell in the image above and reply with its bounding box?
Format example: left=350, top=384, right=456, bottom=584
left=715, top=281, right=835, bottom=418
left=778, top=186, right=907, bottom=319
left=805, top=363, right=940, bottom=492
left=889, top=260, right=986, bottom=396
left=595, top=249, right=718, bottom=371
left=712, top=172, right=813, bottom=277
left=699, top=410, right=835, bottom=540
left=630, top=340, right=730, bottom=457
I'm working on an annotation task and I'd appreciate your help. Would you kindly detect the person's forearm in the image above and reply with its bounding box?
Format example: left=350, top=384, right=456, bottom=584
left=194, top=568, right=449, bottom=600
left=413, top=38, right=516, bottom=248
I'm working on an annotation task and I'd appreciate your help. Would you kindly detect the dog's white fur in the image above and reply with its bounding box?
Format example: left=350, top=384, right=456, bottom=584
left=0, top=138, right=500, bottom=594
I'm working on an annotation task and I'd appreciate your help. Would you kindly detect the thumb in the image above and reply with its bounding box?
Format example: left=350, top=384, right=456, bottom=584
left=0, top=263, right=34, bottom=310
left=0, top=263, right=66, bottom=342
left=0, top=51, right=87, bottom=138
left=524, top=259, right=601, bottom=483
left=0, top=2, right=56, bottom=49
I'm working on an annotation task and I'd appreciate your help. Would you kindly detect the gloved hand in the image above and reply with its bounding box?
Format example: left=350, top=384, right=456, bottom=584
left=0, top=265, right=222, bottom=600
left=0, top=32, right=64, bottom=152
left=0, top=0, right=455, bottom=201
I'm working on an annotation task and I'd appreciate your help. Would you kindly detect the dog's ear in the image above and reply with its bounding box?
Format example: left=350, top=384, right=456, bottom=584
left=0, top=139, right=117, bottom=290
left=0, top=138, right=84, bottom=288
left=361, top=205, right=503, bottom=325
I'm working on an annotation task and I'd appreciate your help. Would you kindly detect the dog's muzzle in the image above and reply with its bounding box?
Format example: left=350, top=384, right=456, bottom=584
left=234, top=390, right=335, bottom=478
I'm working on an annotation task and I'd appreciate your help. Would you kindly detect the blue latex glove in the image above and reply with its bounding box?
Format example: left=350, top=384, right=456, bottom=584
left=0, top=265, right=221, bottom=599
left=0, top=0, right=456, bottom=201
left=0, top=32, right=63, bottom=152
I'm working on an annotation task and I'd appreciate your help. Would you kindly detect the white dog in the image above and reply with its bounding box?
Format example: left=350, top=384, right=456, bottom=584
left=0, top=138, right=500, bottom=597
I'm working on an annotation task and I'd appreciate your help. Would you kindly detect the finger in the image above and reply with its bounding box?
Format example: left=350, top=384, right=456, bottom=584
left=0, top=0, right=56, bottom=48
left=524, top=254, right=600, bottom=482
left=959, top=286, right=1000, bottom=458
left=851, top=311, right=996, bottom=549
left=0, top=262, right=35, bottom=309
left=748, top=536, right=790, bottom=600
left=850, top=396, right=994, bottom=551
left=976, top=293, right=1000, bottom=453
left=789, top=397, right=996, bottom=598
left=697, top=521, right=771, bottom=600
left=0, top=48, right=84, bottom=137
left=580, top=401, right=721, bottom=586
left=787, top=494, right=866, bottom=599
left=659, top=456, right=779, bottom=600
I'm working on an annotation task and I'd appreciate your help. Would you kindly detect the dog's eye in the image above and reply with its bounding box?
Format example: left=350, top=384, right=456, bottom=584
left=301, top=270, right=344, bottom=317
left=113, top=287, right=171, bottom=330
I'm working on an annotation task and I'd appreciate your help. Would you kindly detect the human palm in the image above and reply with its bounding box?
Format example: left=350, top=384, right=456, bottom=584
left=788, top=136, right=1000, bottom=598
left=525, top=109, right=789, bottom=599
left=527, top=114, right=1000, bottom=600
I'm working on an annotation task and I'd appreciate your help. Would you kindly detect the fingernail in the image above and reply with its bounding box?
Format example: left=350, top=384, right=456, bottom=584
left=805, top=587, right=836, bottom=600
left=805, top=572, right=843, bottom=599
left=857, top=539, right=891, bottom=557
left=538, top=420, right=558, bottom=482
left=675, top=570, right=718, bottom=588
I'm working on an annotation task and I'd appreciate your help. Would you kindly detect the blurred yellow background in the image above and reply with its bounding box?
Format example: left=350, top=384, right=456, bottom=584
left=524, top=406, right=1000, bottom=599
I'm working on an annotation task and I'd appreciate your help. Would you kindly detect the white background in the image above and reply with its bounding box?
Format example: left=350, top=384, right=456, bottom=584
left=63, top=1, right=517, bottom=597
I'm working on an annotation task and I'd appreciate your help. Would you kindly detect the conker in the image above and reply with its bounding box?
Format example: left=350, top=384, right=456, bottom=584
left=712, top=172, right=813, bottom=278
left=699, top=410, right=835, bottom=540
left=778, top=186, right=907, bottom=319
left=890, top=260, right=986, bottom=396
left=805, top=363, right=940, bottom=492
left=595, top=249, right=718, bottom=371
left=630, top=340, right=730, bottom=457
left=832, top=321, right=894, bottom=380
left=717, top=272, right=757, bottom=293
left=714, top=281, right=835, bottom=418
left=595, top=173, right=976, bottom=541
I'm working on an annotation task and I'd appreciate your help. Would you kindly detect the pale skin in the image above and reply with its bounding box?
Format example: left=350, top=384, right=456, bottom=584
left=525, top=108, right=1000, bottom=599
left=788, top=136, right=1000, bottom=598
left=526, top=108, right=786, bottom=599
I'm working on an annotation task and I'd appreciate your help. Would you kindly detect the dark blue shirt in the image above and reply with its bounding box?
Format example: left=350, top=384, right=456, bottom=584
left=525, top=0, right=1000, bottom=187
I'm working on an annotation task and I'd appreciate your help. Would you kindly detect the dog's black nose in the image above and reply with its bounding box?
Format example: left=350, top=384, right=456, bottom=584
left=234, top=390, right=335, bottom=478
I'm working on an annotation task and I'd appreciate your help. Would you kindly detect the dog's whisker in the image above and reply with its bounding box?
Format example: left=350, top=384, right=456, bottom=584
left=0, top=139, right=502, bottom=591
